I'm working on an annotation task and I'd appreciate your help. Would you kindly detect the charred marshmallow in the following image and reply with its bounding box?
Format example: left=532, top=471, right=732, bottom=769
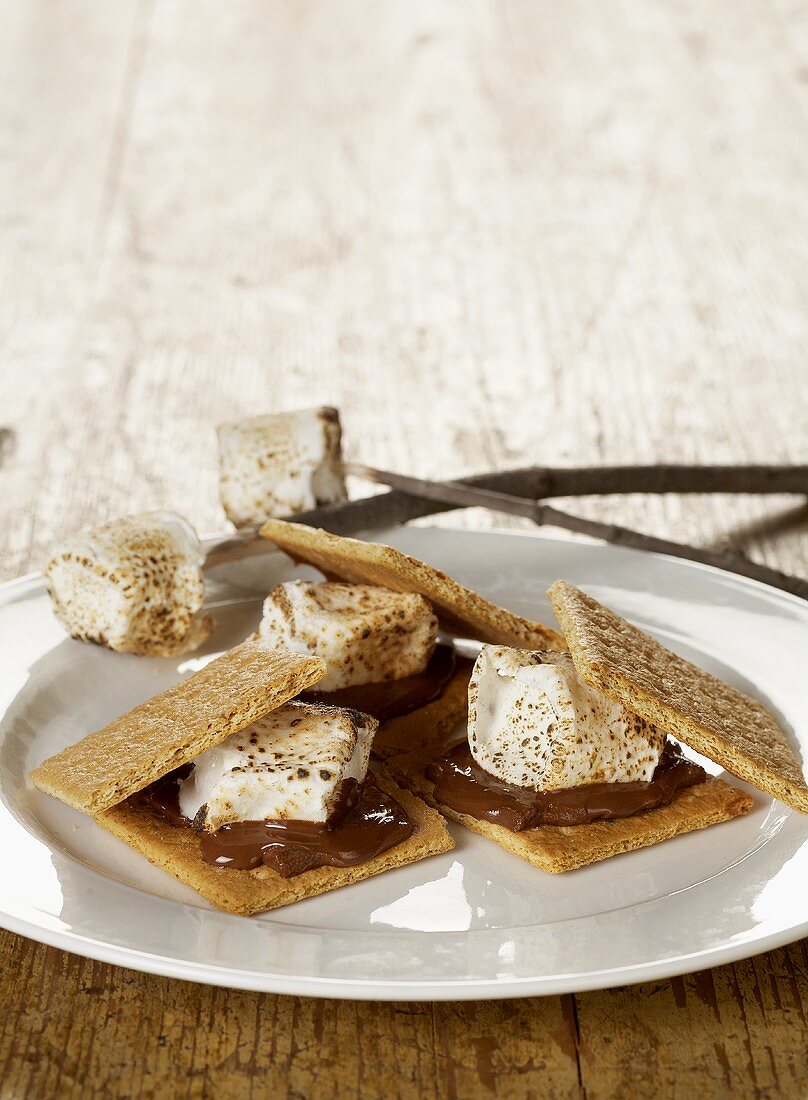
left=45, top=511, right=212, bottom=657
left=259, top=580, right=438, bottom=692
left=217, top=406, right=346, bottom=527
left=178, top=702, right=377, bottom=830
left=468, top=645, right=665, bottom=791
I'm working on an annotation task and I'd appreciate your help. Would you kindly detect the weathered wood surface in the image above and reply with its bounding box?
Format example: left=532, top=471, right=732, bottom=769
left=0, top=0, right=806, bottom=1096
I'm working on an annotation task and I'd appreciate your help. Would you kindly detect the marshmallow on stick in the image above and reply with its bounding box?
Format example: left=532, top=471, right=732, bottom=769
left=45, top=511, right=212, bottom=657
left=468, top=645, right=665, bottom=791
left=218, top=406, right=347, bottom=527
left=259, top=580, right=438, bottom=692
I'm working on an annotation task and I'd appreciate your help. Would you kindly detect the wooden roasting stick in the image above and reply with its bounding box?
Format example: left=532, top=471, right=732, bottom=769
left=266, top=461, right=808, bottom=542
left=205, top=462, right=807, bottom=598
left=344, top=466, right=808, bottom=601
left=348, top=462, right=808, bottom=498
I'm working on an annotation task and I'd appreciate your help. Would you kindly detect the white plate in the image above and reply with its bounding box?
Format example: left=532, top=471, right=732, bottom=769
left=0, top=527, right=806, bottom=1000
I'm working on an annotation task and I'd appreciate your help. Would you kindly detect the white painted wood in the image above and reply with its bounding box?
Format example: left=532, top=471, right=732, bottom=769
left=0, top=0, right=804, bottom=582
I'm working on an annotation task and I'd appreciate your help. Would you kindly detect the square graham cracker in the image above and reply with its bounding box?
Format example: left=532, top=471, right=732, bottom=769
left=373, top=657, right=473, bottom=760
left=30, top=641, right=326, bottom=815
left=95, top=768, right=454, bottom=914
left=549, top=580, right=808, bottom=814
left=260, top=519, right=564, bottom=650
left=387, top=746, right=754, bottom=873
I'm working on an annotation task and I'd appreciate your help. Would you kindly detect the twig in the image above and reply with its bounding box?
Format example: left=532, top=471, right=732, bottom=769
left=340, top=466, right=808, bottom=600
left=347, top=462, right=808, bottom=498
left=533, top=503, right=808, bottom=600
left=502, top=463, right=808, bottom=497
left=290, top=463, right=808, bottom=538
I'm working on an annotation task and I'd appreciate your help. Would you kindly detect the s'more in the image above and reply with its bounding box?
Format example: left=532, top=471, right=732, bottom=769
left=30, top=639, right=453, bottom=915
left=387, top=582, right=806, bottom=873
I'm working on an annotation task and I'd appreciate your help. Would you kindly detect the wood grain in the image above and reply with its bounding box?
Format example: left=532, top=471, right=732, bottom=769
left=0, top=0, right=806, bottom=1096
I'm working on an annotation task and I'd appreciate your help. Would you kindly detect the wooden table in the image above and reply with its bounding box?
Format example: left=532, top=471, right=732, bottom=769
left=1, top=2, right=806, bottom=1096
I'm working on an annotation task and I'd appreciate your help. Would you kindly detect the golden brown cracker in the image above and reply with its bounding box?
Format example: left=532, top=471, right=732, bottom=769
left=388, top=747, right=753, bottom=873
left=96, top=769, right=454, bottom=914
left=260, top=519, right=564, bottom=649
left=31, top=642, right=326, bottom=815
left=373, top=657, right=473, bottom=760
left=548, top=580, right=808, bottom=814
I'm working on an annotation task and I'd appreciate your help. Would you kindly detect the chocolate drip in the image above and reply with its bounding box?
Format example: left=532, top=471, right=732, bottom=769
left=198, top=774, right=413, bottom=876
left=300, top=642, right=456, bottom=723
left=141, top=764, right=191, bottom=826
left=141, top=770, right=413, bottom=878
left=426, top=741, right=706, bottom=830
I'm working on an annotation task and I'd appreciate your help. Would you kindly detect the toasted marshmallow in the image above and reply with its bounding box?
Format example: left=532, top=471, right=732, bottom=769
left=217, top=406, right=347, bottom=527
left=178, top=701, right=377, bottom=830
left=259, top=580, right=438, bottom=692
left=45, top=511, right=212, bottom=657
left=468, top=645, right=665, bottom=791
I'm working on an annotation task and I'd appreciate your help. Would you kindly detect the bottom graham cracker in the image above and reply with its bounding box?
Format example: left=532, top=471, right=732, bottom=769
left=387, top=746, right=754, bottom=873
left=96, top=767, right=454, bottom=914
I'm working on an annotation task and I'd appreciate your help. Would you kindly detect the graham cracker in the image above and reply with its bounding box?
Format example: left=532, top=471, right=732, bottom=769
left=548, top=580, right=808, bottom=814
left=95, top=768, right=454, bottom=914
left=30, top=641, right=326, bottom=815
left=260, top=519, right=564, bottom=649
left=373, top=657, right=473, bottom=760
left=388, top=746, right=753, bottom=873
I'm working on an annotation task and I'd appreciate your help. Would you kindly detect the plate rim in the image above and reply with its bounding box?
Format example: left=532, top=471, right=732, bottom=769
left=0, top=901, right=805, bottom=1000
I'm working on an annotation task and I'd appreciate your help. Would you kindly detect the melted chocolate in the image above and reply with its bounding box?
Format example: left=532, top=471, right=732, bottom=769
left=141, top=770, right=413, bottom=879
left=142, top=764, right=190, bottom=826
left=198, top=774, right=413, bottom=876
left=300, top=642, right=456, bottom=722
left=426, top=741, right=706, bottom=830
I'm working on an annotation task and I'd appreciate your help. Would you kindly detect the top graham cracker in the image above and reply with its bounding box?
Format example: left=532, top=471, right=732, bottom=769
left=30, top=640, right=325, bottom=815
left=548, top=580, right=808, bottom=814
left=260, top=519, right=564, bottom=650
